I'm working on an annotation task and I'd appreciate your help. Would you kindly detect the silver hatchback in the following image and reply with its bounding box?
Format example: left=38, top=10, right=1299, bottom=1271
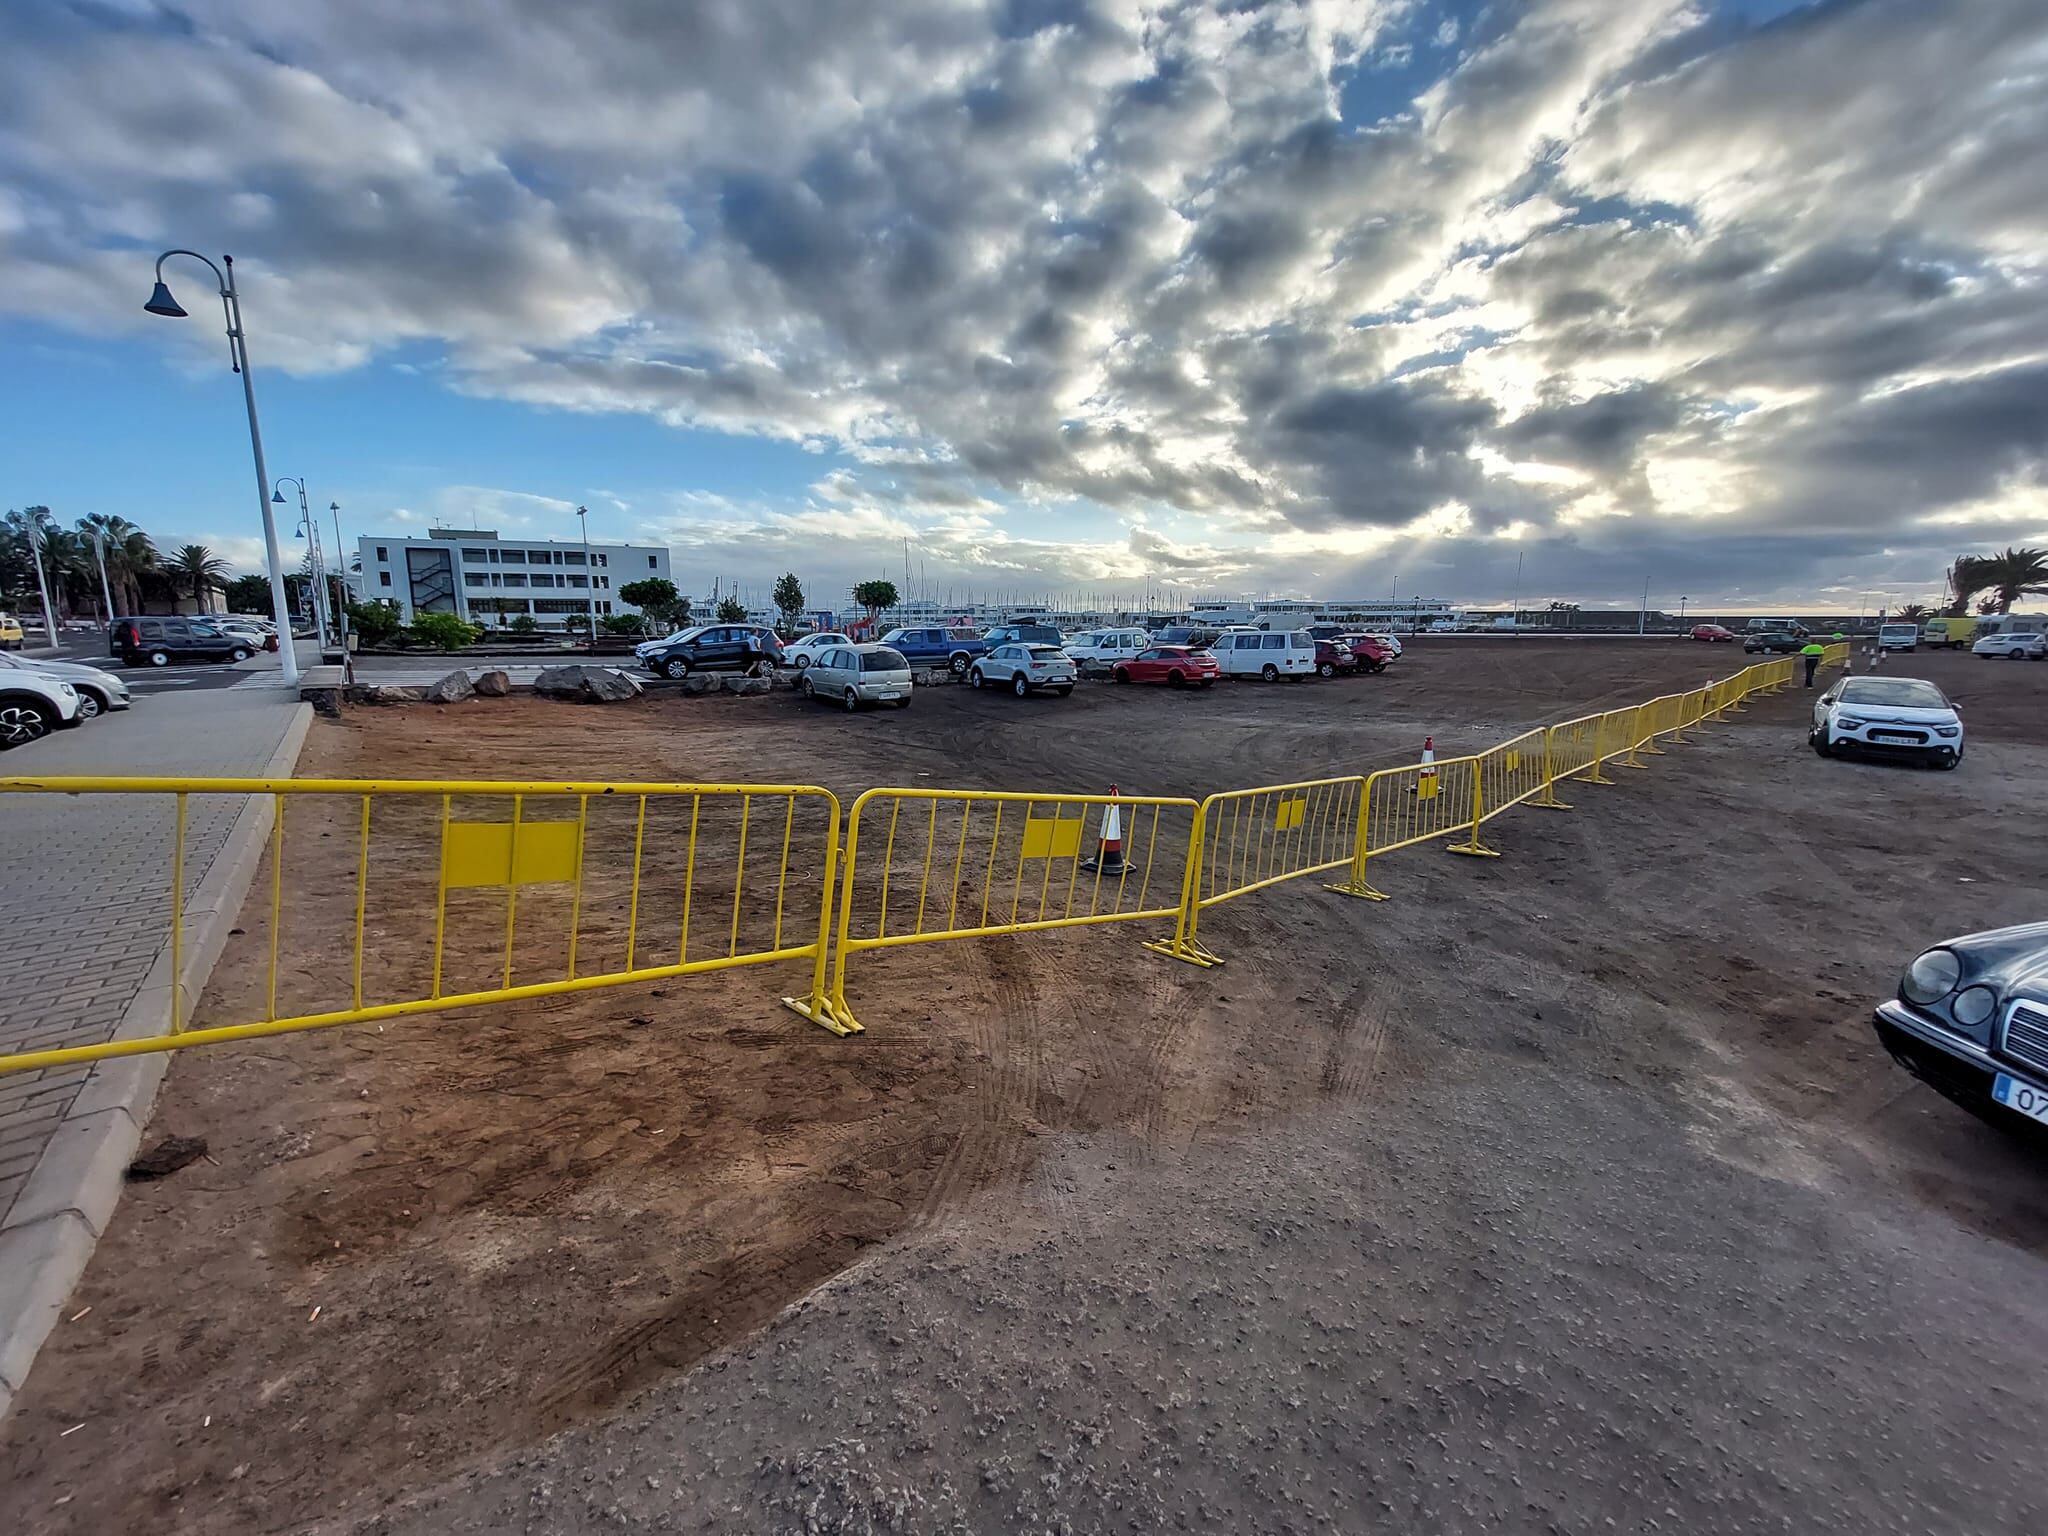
left=800, top=642, right=914, bottom=711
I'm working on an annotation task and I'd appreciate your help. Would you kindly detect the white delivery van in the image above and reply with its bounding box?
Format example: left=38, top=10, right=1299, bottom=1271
left=1215, top=628, right=1316, bottom=681
left=1878, top=621, right=1920, bottom=652
left=1064, top=627, right=1151, bottom=666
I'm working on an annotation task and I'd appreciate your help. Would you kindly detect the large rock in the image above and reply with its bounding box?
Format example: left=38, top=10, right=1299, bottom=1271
left=533, top=664, right=643, bottom=703
left=680, top=673, right=720, bottom=696
left=423, top=669, right=475, bottom=704
left=722, top=675, right=772, bottom=696
left=354, top=683, right=424, bottom=705
left=473, top=669, right=512, bottom=697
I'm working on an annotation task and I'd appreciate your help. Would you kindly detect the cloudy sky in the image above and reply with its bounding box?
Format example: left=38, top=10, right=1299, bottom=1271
left=3, top=0, right=2044, bottom=611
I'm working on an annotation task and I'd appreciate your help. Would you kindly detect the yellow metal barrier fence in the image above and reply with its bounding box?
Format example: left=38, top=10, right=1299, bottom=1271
left=799, top=786, right=1202, bottom=1033
left=0, top=776, right=841, bottom=1074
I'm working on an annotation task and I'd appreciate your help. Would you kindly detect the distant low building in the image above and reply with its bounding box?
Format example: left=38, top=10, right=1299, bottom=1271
left=354, top=527, right=672, bottom=630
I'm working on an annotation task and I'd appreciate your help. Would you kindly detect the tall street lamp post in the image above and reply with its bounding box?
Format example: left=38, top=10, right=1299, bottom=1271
left=576, top=504, right=597, bottom=648
left=272, top=477, right=330, bottom=650
left=26, top=519, right=59, bottom=651
left=144, top=251, right=299, bottom=686
left=91, top=528, right=117, bottom=631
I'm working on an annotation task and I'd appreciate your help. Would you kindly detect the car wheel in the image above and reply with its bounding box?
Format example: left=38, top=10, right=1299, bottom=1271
left=75, top=691, right=103, bottom=721
left=660, top=657, right=687, bottom=679
left=1012, top=674, right=1030, bottom=698
left=844, top=688, right=860, bottom=712
left=1167, top=671, right=1185, bottom=688
left=1811, top=727, right=1833, bottom=757
left=949, top=653, right=970, bottom=675
left=794, top=654, right=811, bottom=669
left=969, top=668, right=985, bottom=689
left=1936, top=750, right=1959, bottom=770
left=2011, top=650, right=2025, bottom=660
left=231, top=646, right=252, bottom=661
left=0, top=698, right=50, bottom=747
left=795, top=674, right=812, bottom=698
left=148, top=649, right=171, bottom=667
left=1112, top=667, right=1129, bottom=684
left=1261, top=663, right=1279, bottom=682
left=1317, top=661, right=1335, bottom=678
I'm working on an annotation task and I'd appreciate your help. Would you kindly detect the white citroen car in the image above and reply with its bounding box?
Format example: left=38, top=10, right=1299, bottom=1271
left=1811, top=674, right=1963, bottom=769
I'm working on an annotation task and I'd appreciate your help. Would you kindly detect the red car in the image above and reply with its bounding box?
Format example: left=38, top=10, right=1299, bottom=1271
left=1336, top=634, right=1391, bottom=672
left=1313, top=639, right=1358, bottom=678
left=1690, top=624, right=1736, bottom=642
left=1112, top=645, right=1220, bottom=687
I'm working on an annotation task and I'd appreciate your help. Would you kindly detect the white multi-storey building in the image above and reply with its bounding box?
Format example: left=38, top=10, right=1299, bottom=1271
left=1188, top=596, right=1464, bottom=632
left=355, top=527, right=673, bottom=630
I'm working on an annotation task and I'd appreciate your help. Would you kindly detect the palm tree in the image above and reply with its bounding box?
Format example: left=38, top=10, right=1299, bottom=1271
left=1945, top=554, right=1991, bottom=617
left=1895, top=602, right=1933, bottom=626
left=76, top=514, right=157, bottom=617
left=1975, top=547, right=2048, bottom=614
left=167, top=544, right=233, bottom=614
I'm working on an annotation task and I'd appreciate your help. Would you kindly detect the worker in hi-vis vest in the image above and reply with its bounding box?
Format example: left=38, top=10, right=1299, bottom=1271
left=1801, top=640, right=1826, bottom=688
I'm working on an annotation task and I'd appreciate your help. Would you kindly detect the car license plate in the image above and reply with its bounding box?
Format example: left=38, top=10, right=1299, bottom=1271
left=1870, top=731, right=1919, bottom=744
left=875, top=690, right=899, bottom=700
left=1993, top=1074, right=2048, bottom=1126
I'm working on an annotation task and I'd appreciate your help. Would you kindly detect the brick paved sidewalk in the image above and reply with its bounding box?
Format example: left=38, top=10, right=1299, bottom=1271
left=0, top=685, right=309, bottom=1415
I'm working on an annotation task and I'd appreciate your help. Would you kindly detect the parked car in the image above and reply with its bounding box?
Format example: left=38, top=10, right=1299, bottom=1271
left=1743, top=627, right=1807, bottom=654
left=0, top=612, right=24, bottom=650
left=879, top=626, right=988, bottom=675
left=1063, top=628, right=1151, bottom=667
left=1873, top=923, right=2048, bottom=1136
left=1111, top=645, right=1219, bottom=688
left=1689, top=624, right=1736, bottom=642
left=1364, top=632, right=1403, bottom=659
left=797, top=643, right=913, bottom=710
left=640, top=623, right=784, bottom=678
left=1972, top=631, right=2046, bottom=661
left=1335, top=634, right=1392, bottom=672
left=982, top=622, right=1064, bottom=647
left=1921, top=616, right=1979, bottom=650
left=781, top=631, right=854, bottom=669
left=0, top=652, right=131, bottom=718
left=971, top=642, right=1076, bottom=697
left=109, top=615, right=256, bottom=667
left=218, top=619, right=280, bottom=652
left=0, top=670, right=83, bottom=748
left=1810, top=674, right=1963, bottom=768
left=1877, top=621, right=1921, bottom=653
left=1151, top=626, right=1221, bottom=649
left=1312, top=639, right=1358, bottom=678
left=1213, top=628, right=1316, bottom=681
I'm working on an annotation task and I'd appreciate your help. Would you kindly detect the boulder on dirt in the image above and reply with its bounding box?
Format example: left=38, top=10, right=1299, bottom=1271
left=126, top=1134, right=207, bottom=1181
left=422, top=670, right=475, bottom=704
left=473, top=669, right=512, bottom=697
left=533, top=664, right=642, bottom=703
left=355, top=683, right=424, bottom=704
left=722, top=675, right=772, bottom=696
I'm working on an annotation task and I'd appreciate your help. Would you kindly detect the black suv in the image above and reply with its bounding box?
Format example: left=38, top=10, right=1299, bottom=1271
left=641, top=624, right=785, bottom=678
left=110, top=616, right=255, bottom=667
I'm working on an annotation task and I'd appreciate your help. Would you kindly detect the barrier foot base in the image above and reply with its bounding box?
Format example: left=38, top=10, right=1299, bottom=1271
left=1529, top=793, right=1572, bottom=811
left=1639, top=743, right=1666, bottom=756
left=1325, top=877, right=1391, bottom=901
left=1143, top=935, right=1223, bottom=968
left=1447, top=841, right=1502, bottom=859
left=783, top=994, right=864, bottom=1036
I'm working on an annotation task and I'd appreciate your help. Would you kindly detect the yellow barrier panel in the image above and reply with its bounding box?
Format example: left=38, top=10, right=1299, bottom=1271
left=801, top=786, right=1202, bottom=1032
left=1146, top=776, right=1365, bottom=966
left=0, top=776, right=842, bottom=1075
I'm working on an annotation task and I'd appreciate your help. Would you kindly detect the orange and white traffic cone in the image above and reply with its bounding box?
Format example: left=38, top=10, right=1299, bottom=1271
left=1410, top=735, right=1439, bottom=798
left=1082, top=784, right=1128, bottom=874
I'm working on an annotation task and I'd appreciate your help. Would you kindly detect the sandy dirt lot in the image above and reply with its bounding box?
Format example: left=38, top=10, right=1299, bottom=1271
left=4, top=638, right=2046, bottom=1534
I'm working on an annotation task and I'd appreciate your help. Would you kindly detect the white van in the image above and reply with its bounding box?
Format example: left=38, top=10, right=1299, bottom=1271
left=1878, top=621, right=1920, bottom=653
left=1215, top=628, right=1316, bottom=681
left=1064, top=627, right=1151, bottom=666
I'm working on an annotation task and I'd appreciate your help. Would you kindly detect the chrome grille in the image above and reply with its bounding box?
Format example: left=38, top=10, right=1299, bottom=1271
left=2000, top=1004, right=2048, bottom=1078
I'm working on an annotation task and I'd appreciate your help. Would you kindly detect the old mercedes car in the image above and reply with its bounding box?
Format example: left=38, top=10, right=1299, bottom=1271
left=1873, top=923, right=2048, bottom=1134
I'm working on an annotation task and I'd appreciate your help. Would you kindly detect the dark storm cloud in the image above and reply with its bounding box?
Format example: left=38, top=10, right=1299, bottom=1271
left=4, top=0, right=2046, bottom=603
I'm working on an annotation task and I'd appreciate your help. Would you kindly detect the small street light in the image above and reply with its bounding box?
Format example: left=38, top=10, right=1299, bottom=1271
left=272, top=477, right=330, bottom=650
left=142, top=251, right=299, bottom=685
left=576, top=504, right=597, bottom=648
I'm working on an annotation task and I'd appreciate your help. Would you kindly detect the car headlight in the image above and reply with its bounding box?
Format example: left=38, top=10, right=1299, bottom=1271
left=1951, top=986, right=1998, bottom=1027
left=58, top=682, right=75, bottom=695
left=1902, top=948, right=1961, bottom=1004
left=1836, top=717, right=1866, bottom=729
left=1934, top=726, right=1959, bottom=738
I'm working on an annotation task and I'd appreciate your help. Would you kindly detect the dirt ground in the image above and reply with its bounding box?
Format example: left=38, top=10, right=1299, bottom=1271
left=4, top=638, right=2046, bottom=1534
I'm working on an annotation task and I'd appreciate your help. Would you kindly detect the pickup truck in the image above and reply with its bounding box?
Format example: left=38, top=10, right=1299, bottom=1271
left=878, top=626, right=989, bottom=675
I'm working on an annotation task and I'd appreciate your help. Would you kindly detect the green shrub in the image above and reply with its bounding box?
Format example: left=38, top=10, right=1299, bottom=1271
left=344, top=598, right=404, bottom=647
left=406, top=611, right=483, bottom=652
left=508, top=613, right=539, bottom=634
left=600, top=613, right=646, bottom=635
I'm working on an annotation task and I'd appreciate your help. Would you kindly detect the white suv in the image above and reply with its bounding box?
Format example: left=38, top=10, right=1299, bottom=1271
left=1064, top=628, right=1150, bottom=667
left=971, top=643, right=1077, bottom=698
left=0, top=670, right=83, bottom=749
left=1972, top=631, right=2046, bottom=661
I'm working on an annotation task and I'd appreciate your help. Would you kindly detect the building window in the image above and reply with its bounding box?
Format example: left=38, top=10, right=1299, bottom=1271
left=563, top=550, right=586, bottom=566
left=500, top=549, right=526, bottom=564
left=530, top=573, right=555, bottom=589
left=533, top=598, right=586, bottom=614
left=600, top=601, right=613, bottom=614
left=568, top=574, right=588, bottom=588
left=375, top=546, right=388, bottom=561
left=461, top=547, right=492, bottom=563
left=647, top=554, right=658, bottom=568
left=379, top=571, right=391, bottom=587
left=502, top=574, right=527, bottom=588
left=465, top=573, right=489, bottom=587
left=596, top=552, right=608, bottom=567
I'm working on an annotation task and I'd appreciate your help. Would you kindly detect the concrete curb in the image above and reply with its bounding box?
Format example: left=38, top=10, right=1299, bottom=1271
left=0, top=702, right=314, bottom=1422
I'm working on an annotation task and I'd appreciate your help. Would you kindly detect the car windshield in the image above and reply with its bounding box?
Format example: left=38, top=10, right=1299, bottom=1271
left=1839, top=678, right=1947, bottom=709
left=860, top=649, right=908, bottom=671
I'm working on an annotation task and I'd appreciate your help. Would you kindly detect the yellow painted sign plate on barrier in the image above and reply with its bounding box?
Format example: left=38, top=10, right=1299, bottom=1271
left=1020, top=814, right=1085, bottom=860
left=441, top=820, right=580, bottom=889
left=1505, top=749, right=1520, bottom=772
left=1274, top=796, right=1307, bottom=830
